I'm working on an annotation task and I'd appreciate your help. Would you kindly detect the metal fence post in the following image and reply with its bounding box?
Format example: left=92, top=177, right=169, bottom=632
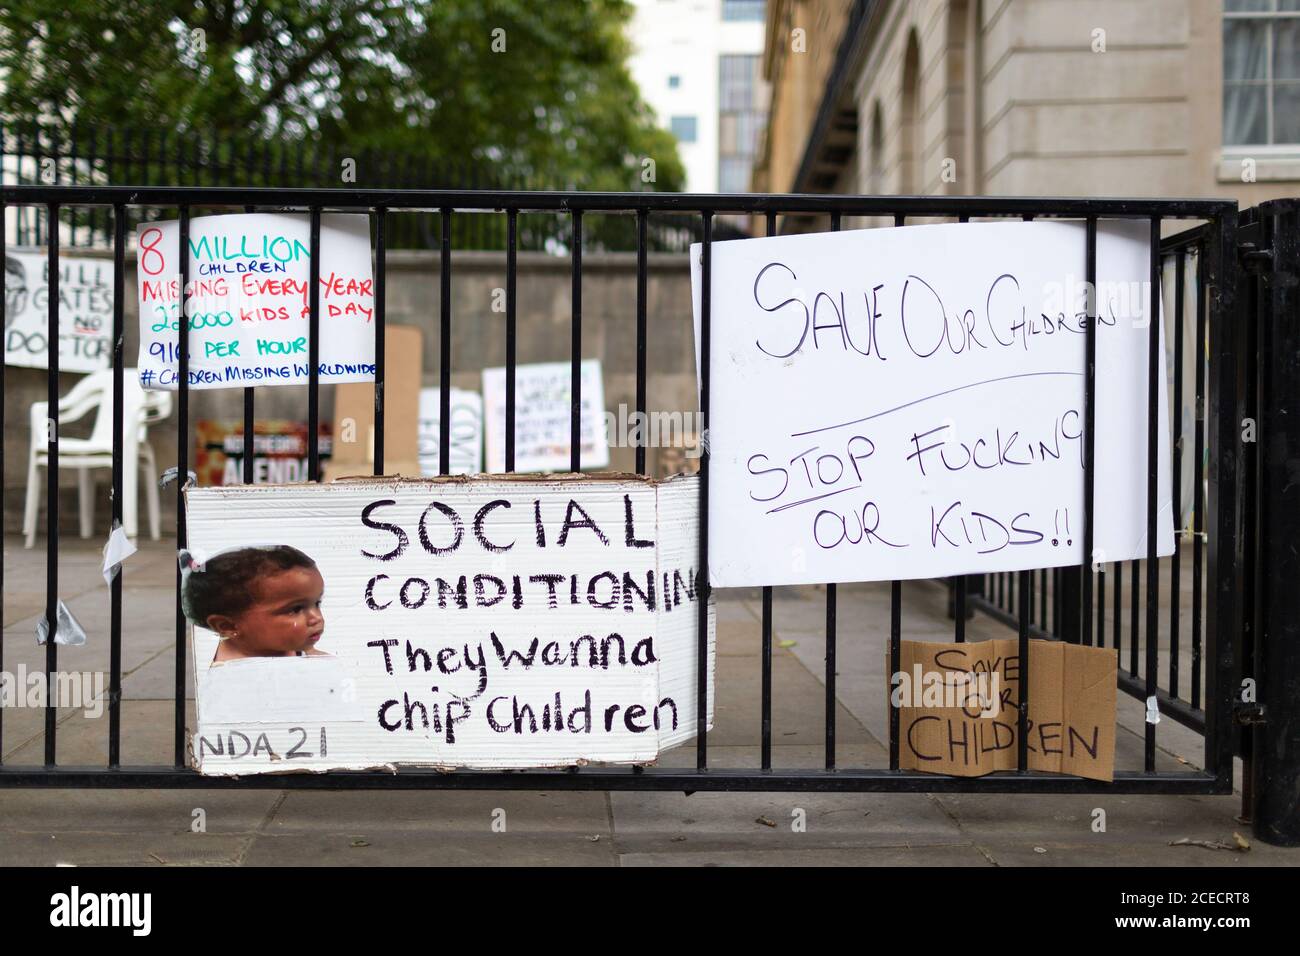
left=1251, top=200, right=1300, bottom=847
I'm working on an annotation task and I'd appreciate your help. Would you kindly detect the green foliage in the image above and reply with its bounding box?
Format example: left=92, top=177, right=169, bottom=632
left=0, top=0, right=684, bottom=191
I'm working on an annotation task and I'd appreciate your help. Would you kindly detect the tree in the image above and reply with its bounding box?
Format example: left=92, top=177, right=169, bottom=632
left=0, top=0, right=684, bottom=192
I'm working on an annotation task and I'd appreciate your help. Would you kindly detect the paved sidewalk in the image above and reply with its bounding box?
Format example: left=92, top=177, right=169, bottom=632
left=1, top=536, right=1294, bottom=866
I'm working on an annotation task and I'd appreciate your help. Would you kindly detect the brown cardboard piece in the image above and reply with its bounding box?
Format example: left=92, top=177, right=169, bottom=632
left=892, top=638, right=1116, bottom=781
left=324, top=324, right=422, bottom=479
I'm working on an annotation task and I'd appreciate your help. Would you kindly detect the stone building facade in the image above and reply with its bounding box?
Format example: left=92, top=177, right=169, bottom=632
left=754, top=0, right=1300, bottom=216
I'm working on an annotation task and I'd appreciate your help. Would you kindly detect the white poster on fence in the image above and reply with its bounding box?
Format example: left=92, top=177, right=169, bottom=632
left=136, top=213, right=375, bottom=390
left=418, top=386, right=483, bottom=475
left=482, top=360, right=610, bottom=472
left=691, top=219, right=1175, bottom=588
left=5, top=249, right=113, bottom=371
left=183, top=475, right=714, bottom=774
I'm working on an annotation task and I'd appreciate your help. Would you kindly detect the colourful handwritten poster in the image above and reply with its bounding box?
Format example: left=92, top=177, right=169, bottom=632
left=136, top=213, right=375, bottom=390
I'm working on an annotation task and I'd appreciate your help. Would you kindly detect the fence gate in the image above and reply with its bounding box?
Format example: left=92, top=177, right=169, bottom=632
left=0, top=185, right=1287, bottom=841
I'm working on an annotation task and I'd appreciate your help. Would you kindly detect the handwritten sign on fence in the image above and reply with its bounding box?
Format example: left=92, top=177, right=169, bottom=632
left=136, top=213, right=375, bottom=390
left=183, top=474, right=714, bottom=773
left=691, top=220, right=1175, bottom=588
left=5, top=250, right=112, bottom=372
left=893, top=638, right=1116, bottom=781
left=418, top=387, right=484, bottom=476
left=482, top=360, right=610, bottom=472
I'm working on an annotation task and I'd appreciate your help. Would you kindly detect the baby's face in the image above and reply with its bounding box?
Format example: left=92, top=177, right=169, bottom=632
left=230, top=566, right=325, bottom=656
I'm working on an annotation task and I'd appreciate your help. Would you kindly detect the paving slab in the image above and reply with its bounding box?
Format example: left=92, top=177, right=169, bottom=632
left=242, top=831, right=618, bottom=866
left=618, top=844, right=992, bottom=866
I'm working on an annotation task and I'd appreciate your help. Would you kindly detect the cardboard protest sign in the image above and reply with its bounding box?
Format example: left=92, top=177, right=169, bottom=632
left=482, top=360, right=610, bottom=472
left=136, top=213, right=375, bottom=390
left=5, top=249, right=112, bottom=371
left=327, top=325, right=422, bottom=479
left=182, top=474, right=714, bottom=774
left=419, top=387, right=483, bottom=475
left=691, top=220, right=1175, bottom=587
left=892, top=638, right=1116, bottom=780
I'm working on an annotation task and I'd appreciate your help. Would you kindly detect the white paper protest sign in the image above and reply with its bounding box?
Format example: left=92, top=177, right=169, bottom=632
left=482, top=360, right=610, bottom=472
left=5, top=249, right=113, bottom=372
left=691, top=220, right=1175, bottom=588
left=183, top=475, right=714, bottom=773
left=418, top=387, right=483, bottom=476
left=136, top=213, right=375, bottom=390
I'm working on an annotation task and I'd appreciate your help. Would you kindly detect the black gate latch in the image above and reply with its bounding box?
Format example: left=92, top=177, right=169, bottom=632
left=1234, top=702, right=1266, bottom=726
left=1237, top=220, right=1273, bottom=273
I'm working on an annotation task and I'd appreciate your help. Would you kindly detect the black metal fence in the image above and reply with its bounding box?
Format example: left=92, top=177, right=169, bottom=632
left=3, top=184, right=1283, bottom=839
left=1, top=124, right=739, bottom=252
left=1234, top=199, right=1300, bottom=846
left=973, top=222, right=1220, bottom=740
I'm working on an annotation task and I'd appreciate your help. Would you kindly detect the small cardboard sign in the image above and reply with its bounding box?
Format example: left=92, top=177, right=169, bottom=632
left=893, top=638, right=1116, bottom=780
left=183, top=473, right=715, bottom=774
left=328, top=325, right=422, bottom=479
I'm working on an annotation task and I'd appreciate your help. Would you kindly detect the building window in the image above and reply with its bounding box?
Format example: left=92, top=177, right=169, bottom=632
left=719, top=157, right=751, bottom=192
left=668, top=74, right=681, bottom=89
left=722, top=0, right=765, bottom=21
left=1224, top=0, right=1300, bottom=146
left=717, top=53, right=767, bottom=192
left=670, top=116, right=698, bottom=142
left=717, top=54, right=764, bottom=195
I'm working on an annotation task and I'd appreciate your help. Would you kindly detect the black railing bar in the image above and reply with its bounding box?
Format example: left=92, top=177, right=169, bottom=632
left=0, top=185, right=1239, bottom=219
left=0, top=186, right=5, bottom=761
left=1039, top=567, right=1047, bottom=629
left=1082, top=216, right=1097, bottom=647
left=889, top=212, right=903, bottom=772
left=1017, top=569, right=1030, bottom=771
left=1097, top=562, right=1106, bottom=651
left=109, top=203, right=125, bottom=767
left=44, top=201, right=60, bottom=767
left=1203, top=203, right=1238, bottom=786
left=374, top=208, right=387, bottom=474
left=761, top=208, right=776, bottom=773
left=570, top=209, right=582, bottom=474
left=439, top=207, right=452, bottom=475
left=761, top=586, right=773, bottom=772
left=954, top=578, right=966, bottom=642
left=0, top=766, right=1224, bottom=794
left=634, top=209, right=648, bottom=477
left=696, top=210, right=713, bottom=772
left=1144, top=216, right=1161, bottom=772
left=242, top=203, right=256, bottom=484
left=1130, top=559, right=1140, bottom=677
left=1114, top=557, right=1123, bottom=657
left=889, top=580, right=901, bottom=771
left=505, top=208, right=517, bottom=473
left=1191, top=241, right=1206, bottom=711
left=307, top=208, right=321, bottom=480
left=1170, top=252, right=1185, bottom=698
left=825, top=209, right=841, bottom=771
left=174, top=204, right=191, bottom=770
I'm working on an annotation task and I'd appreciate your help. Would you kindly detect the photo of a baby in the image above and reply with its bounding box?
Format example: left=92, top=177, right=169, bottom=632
left=180, top=545, right=330, bottom=663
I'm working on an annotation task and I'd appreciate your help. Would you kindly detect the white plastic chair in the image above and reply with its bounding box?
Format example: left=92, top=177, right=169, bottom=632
left=23, top=369, right=172, bottom=547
